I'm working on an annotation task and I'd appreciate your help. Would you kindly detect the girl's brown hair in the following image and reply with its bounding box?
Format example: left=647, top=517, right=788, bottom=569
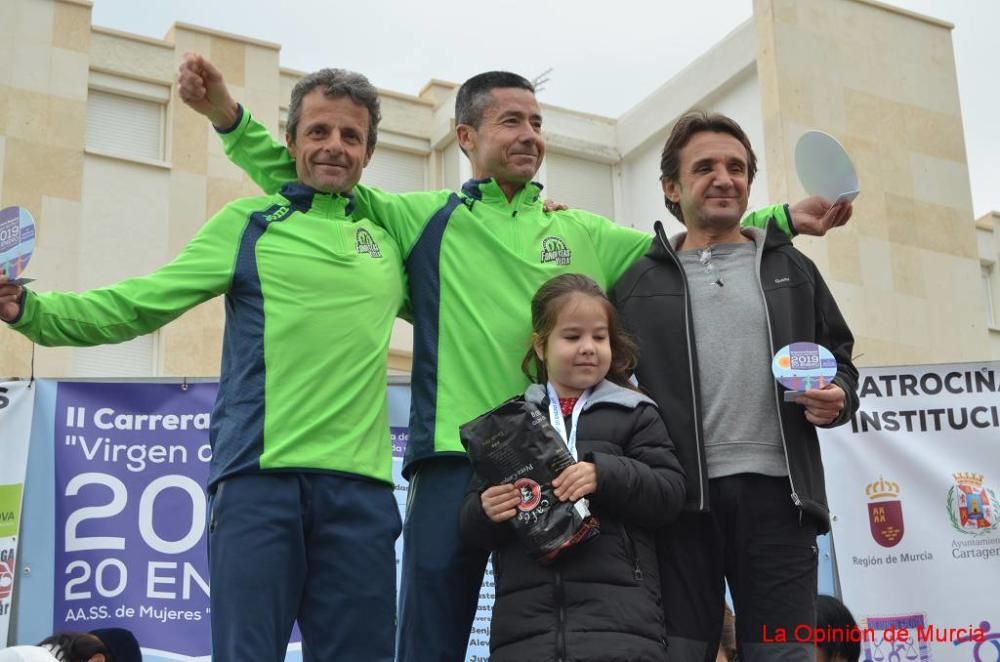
left=521, top=273, right=638, bottom=389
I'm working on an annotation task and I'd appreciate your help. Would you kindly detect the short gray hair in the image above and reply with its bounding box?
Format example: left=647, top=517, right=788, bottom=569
left=286, top=68, right=381, bottom=154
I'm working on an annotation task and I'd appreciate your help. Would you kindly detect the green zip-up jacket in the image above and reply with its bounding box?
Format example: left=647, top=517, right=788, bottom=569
left=8, top=183, right=405, bottom=487
left=218, top=107, right=795, bottom=477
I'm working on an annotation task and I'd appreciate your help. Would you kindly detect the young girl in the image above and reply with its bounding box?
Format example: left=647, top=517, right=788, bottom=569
left=459, top=273, right=687, bottom=662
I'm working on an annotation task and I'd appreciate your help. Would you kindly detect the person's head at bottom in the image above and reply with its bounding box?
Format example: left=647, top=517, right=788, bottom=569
left=816, top=594, right=862, bottom=662
left=37, top=632, right=110, bottom=662
left=89, top=629, right=140, bottom=662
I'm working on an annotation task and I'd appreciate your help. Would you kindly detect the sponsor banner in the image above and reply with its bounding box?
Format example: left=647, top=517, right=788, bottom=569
left=53, top=382, right=216, bottom=659
left=0, top=381, right=34, bottom=645
left=819, top=363, right=1000, bottom=661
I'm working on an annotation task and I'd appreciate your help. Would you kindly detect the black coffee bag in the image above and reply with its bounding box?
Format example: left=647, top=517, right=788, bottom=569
left=460, top=396, right=599, bottom=563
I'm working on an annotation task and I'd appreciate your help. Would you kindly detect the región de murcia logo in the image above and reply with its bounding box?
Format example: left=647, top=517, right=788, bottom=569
left=867, top=476, right=904, bottom=547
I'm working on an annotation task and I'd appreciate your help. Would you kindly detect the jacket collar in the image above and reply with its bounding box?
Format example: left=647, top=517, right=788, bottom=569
left=280, top=181, right=356, bottom=216
left=460, top=177, right=544, bottom=209
left=650, top=217, right=789, bottom=262
left=524, top=379, right=655, bottom=411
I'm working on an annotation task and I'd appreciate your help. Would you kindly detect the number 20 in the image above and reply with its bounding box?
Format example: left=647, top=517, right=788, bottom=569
left=64, top=472, right=206, bottom=554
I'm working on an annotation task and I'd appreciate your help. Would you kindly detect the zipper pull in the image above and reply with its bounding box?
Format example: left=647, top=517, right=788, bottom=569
left=633, top=561, right=643, bottom=582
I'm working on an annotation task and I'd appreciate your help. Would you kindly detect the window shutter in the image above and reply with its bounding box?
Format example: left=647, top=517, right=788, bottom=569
left=86, top=90, right=164, bottom=161
left=363, top=148, right=427, bottom=192
left=73, top=334, right=157, bottom=378
left=544, top=153, right=615, bottom=220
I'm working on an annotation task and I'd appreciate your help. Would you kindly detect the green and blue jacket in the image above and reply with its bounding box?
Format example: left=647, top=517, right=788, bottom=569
left=9, top=183, right=405, bottom=487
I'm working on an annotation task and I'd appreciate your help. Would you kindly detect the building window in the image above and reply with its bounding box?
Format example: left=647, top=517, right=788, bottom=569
left=279, top=107, right=288, bottom=137
left=72, top=333, right=158, bottom=378
left=983, top=262, right=996, bottom=328
left=363, top=148, right=427, bottom=192
left=544, top=152, right=616, bottom=220
left=85, top=73, right=169, bottom=163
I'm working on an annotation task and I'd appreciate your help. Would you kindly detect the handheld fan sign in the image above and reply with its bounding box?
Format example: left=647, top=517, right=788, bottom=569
left=794, top=130, right=859, bottom=205
left=771, top=342, right=838, bottom=402
left=0, top=206, right=36, bottom=284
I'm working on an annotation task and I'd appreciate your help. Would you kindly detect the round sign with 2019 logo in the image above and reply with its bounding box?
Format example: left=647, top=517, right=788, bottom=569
left=0, top=206, right=35, bottom=281
left=771, top=342, right=837, bottom=392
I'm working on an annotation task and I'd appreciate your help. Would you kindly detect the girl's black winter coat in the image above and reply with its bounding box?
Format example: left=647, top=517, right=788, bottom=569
left=459, top=380, right=687, bottom=662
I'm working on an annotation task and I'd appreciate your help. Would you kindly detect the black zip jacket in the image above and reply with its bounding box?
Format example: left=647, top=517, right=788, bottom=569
left=459, top=380, right=686, bottom=662
left=612, top=217, right=859, bottom=532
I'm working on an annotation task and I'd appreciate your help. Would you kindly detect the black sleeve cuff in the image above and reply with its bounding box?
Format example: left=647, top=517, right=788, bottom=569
left=5, top=288, right=27, bottom=325
left=784, top=203, right=798, bottom=237
left=214, top=103, right=244, bottom=134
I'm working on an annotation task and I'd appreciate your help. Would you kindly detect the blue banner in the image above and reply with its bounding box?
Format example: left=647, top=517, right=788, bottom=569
left=52, top=382, right=215, bottom=658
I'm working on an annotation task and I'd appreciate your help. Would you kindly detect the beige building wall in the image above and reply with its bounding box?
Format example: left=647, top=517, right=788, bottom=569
left=0, top=0, right=91, bottom=378
left=755, top=0, right=986, bottom=366
left=976, top=211, right=1000, bottom=358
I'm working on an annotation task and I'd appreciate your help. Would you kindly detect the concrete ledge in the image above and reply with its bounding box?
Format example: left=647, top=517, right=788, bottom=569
left=850, top=0, right=954, bottom=29
left=171, top=21, right=281, bottom=51
left=278, top=67, right=434, bottom=106
left=92, top=25, right=173, bottom=49
left=85, top=148, right=172, bottom=171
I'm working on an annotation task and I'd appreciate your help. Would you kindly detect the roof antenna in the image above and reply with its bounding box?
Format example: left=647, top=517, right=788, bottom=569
left=532, top=68, right=553, bottom=93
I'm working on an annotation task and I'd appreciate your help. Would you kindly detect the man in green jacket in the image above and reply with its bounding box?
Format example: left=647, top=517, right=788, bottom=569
left=1, top=69, right=404, bottom=662
left=177, top=54, right=852, bottom=660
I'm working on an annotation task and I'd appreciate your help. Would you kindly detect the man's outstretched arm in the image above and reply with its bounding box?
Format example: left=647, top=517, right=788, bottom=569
left=593, top=197, right=853, bottom=289
left=741, top=200, right=853, bottom=238
left=788, top=197, right=853, bottom=236
left=0, top=205, right=244, bottom=345
left=178, top=53, right=297, bottom=195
